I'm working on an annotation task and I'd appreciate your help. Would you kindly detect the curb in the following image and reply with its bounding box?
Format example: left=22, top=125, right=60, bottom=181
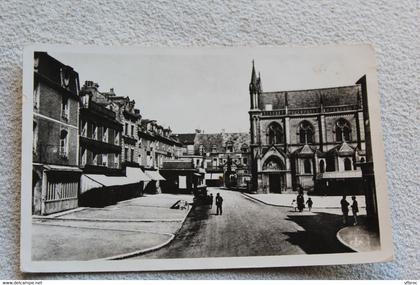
left=336, top=227, right=359, bottom=252
left=93, top=234, right=176, bottom=261
left=32, top=207, right=87, bottom=219
left=241, top=193, right=290, bottom=208
left=241, top=193, right=365, bottom=210
left=98, top=204, right=194, bottom=260
left=32, top=217, right=184, bottom=223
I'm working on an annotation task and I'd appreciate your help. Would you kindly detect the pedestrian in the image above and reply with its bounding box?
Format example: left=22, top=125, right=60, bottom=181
left=215, top=192, right=223, bottom=215
left=209, top=193, right=214, bottom=209
left=306, top=197, right=313, bottom=212
left=297, top=193, right=305, bottom=212
left=351, top=196, right=359, bottom=225
left=291, top=199, right=297, bottom=212
left=340, top=195, right=350, bottom=225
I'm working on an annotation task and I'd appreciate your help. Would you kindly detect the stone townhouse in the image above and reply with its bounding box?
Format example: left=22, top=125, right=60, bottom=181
left=79, top=81, right=123, bottom=175
left=32, top=52, right=82, bottom=215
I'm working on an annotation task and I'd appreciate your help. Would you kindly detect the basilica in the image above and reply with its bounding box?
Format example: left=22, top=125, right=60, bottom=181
left=248, top=62, right=368, bottom=195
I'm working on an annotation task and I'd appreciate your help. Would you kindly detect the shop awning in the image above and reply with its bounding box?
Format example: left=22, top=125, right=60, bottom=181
left=44, top=165, right=82, bottom=172
left=81, top=167, right=151, bottom=192
left=126, top=167, right=151, bottom=182
left=145, top=170, right=166, bottom=181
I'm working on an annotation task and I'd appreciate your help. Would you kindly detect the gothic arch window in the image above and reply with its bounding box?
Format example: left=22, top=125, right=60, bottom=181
left=263, top=156, right=285, bottom=171
left=267, top=122, right=283, bottom=145
left=298, top=121, right=314, bottom=144
left=304, top=159, right=311, bottom=174
left=335, top=118, right=352, bottom=142
left=319, top=160, right=325, bottom=173
left=344, top=157, right=352, bottom=171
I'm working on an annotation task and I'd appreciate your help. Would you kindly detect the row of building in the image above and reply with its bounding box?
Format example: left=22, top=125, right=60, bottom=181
left=32, top=52, right=189, bottom=215
left=32, top=52, right=253, bottom=215
left=32, top=52, right=372, bottom=216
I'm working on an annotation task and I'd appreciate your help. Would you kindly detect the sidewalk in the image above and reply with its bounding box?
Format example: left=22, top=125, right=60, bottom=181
left=32, top=194, right=193, bottom=261
left=337, top=224, right=381, bottom=252
left=243, top=193, right=366, bottom=212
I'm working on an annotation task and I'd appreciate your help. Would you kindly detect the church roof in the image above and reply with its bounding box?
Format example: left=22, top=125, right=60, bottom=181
left=258, top=85, right=361, bottom=110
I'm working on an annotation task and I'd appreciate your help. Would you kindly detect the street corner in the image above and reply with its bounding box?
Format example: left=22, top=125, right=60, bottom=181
left=31, top=222, right=174, bottom=261
left=337, top=223, right=381, bottom=252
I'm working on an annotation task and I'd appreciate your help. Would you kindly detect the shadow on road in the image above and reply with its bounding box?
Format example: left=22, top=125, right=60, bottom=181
left=283, top=212, right=353, bottom=254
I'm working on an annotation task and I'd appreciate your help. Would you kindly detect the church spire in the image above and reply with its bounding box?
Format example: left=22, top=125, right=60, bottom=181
left=249, top=60, right=258, bottom=94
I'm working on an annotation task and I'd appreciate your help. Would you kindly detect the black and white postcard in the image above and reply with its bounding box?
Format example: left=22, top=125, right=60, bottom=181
left=21, top=44, right=393, bottom=272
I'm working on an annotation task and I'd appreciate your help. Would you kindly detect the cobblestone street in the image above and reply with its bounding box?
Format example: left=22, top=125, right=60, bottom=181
left=131, top=188, right=351, bottom=259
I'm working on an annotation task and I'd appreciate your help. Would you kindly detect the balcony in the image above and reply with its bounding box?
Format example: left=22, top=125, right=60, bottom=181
left=324, top=105, right=359, bottom=113
left=261, top=109, right=286, bottom=117
left=81, top=101, right=116, bottom=120
left=80, top=136, right=122, bottom=153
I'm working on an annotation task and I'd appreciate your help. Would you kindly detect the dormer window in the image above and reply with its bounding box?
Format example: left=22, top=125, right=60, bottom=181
left=60, top=68, right=71, bottom=89
left=226, top=141, right=234, bottom=153
left=211, top=145, right=217, bottom=153
left=241, top=143, right=249, bottom=153
left=199, top=144, right=204, bottom=155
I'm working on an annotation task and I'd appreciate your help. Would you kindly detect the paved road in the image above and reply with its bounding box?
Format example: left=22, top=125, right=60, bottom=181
left=131, top=188, right=350, bottom=259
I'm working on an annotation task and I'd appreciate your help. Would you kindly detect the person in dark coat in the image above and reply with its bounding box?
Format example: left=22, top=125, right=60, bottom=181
left=297, top=193, right=305, bottom=212
left=341, top=195, right=350, bottom=224
left=306, top=197, right=313, bottom=211
left=215, top=193, right=223, bottom=215
left=351, top=196, right=359, bottom=225
left=209, top=193, right=214, bottom=209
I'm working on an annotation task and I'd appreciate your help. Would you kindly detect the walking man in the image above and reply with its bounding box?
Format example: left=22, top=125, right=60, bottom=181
left=306, top=197, right=313, bottom=212
left=340, top=195, right=350, bottom=225
left=351, top=196, right=359, bottom=225
left=216, top=192, right=223, bottom=215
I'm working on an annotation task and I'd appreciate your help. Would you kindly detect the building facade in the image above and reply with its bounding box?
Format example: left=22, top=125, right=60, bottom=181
left=32, top=52, right=82, bottom=215
left=177, top=131, right=252, bottom=188
left=79, top=81, right=123, bottom=175
left=106, top=94, right=142, bottom=168
left=249, top=62, right=367, bottom=194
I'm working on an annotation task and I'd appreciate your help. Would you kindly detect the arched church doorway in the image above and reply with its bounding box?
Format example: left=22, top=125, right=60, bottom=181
left=263, top=156, right=286, bottom=193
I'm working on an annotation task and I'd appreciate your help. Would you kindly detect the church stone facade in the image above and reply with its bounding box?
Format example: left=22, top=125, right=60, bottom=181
left=249, top=62, right=367, bottom=194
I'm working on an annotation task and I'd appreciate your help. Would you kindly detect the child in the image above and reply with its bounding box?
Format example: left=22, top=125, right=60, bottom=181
left=291, top=199, right=297, bottom=212
left=306, top=197, right=313, bottom=211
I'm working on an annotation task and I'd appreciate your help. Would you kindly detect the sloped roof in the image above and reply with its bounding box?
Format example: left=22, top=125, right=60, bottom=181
left=176, top=133, right=197, bottom=145
left=259, top=85, right=361, bottom=110
left=194, top=132, right=251, bottom=153
left=328, top=142, right=355, bottom=156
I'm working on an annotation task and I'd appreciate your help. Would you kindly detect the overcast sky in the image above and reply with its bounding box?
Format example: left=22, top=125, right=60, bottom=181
left=49, top=45, right=375, bottom=134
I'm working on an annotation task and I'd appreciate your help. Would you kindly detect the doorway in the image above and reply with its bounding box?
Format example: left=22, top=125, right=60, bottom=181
left=269, top=174, right=282, bottom=193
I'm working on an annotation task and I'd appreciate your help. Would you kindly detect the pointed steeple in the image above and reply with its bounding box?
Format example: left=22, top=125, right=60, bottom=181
left=249, top=60, right=258, bottom=93
left=251, top=60, right=257, bottom=85
left=257, top=72, right=262, bottom=92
